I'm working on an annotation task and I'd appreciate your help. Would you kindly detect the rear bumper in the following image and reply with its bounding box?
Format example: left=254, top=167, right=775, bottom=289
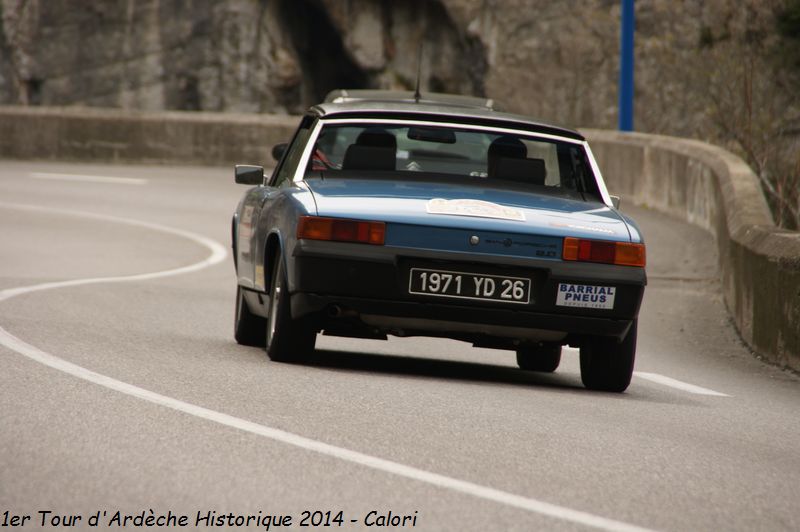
left=288, top=240, right=645, bottom=342
left=293, top=293, right=634, bottom=341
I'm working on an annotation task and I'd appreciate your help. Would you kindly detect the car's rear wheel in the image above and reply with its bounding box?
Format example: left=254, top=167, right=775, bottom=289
left=579, top=319, right=637, bottom=393
left=516, top=343, right=561, bottom=372
left=265, top=250, right=316, bottom=362
left=234, top=285, right=266, bottom=347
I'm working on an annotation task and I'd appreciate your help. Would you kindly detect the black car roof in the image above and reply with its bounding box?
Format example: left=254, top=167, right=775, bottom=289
left=324, top=89, right=501, bottom=111
left=312, top=91, right=584, bottom=141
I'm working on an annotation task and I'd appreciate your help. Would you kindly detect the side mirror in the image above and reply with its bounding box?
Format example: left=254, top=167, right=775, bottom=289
left=272, top=143, right=288, bottom=162
left=610, top=195, right=621, bottom=209
left=235, top=165, right=264, bottom=185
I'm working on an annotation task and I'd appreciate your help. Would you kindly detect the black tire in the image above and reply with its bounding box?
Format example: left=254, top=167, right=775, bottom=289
left=579, top=320, right=637, bottom=393
left=235, top=286, right=266, bottom=347
left=516, top=343, right=562, bottom=372
left=265, top=250, right=316, bottom=362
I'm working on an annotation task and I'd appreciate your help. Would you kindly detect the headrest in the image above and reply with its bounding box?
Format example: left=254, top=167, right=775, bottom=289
left=488, top=135, right=526, bottom=159
left=342, top=144, right=396, bottom=171
left=356, top=128, right=397, bottom=149
left=491, top=157, right=547, bottom=186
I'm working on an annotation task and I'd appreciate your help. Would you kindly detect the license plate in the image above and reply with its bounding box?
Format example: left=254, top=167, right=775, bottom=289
left=408, top=268, right=531, bottom=304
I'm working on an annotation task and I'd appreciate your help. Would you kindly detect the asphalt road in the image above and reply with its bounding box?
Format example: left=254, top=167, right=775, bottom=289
left=0, top=161, right=798, bottom=532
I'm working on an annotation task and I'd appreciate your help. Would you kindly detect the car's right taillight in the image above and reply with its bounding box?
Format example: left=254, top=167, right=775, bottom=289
left=562, top=237, right=646, bottom=267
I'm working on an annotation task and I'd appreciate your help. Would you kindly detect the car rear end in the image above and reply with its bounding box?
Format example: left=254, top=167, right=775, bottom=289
left=284, top=107, right=646, bottom=391
left=289, top=204, right=645, bottom=349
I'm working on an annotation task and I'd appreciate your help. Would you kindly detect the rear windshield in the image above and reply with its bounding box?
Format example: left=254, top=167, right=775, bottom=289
left=307, top=122, right=600, bottom=200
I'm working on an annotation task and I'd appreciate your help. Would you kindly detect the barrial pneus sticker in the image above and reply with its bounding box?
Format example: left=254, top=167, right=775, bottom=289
left=556, top=283, right=616, bottom=309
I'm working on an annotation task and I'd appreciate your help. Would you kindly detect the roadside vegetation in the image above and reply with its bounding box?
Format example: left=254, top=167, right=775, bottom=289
left=639, top=0, right=800, bottom=229
left=486, top=0, right=800, bottom=229
left=699, top=0, right=800, bottom=229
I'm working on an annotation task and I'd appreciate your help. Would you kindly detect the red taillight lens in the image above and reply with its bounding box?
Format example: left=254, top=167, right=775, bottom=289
left=563, top=237, right=645, bottom=267
left=579, top=239, right=615, bottom=263
left=297, top=216, right=385, bottom=245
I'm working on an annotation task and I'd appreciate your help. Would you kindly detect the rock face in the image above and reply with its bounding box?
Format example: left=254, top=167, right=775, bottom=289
left=0, top=0, right=795, bottom=136
left=0, top=0, right=485, bottom=115
left=0, top=0, right=308, bottom=113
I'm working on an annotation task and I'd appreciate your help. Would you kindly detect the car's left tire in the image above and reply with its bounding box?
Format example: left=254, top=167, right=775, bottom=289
left=235, top=286, right=266, bottom=347
left=265, top=250, right=316, bottom=363
left=516, top=343, right=561, bottom=372
left=579, top=319, right=637, bottom=393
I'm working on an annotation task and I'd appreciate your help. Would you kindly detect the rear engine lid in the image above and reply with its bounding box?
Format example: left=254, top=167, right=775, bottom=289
left=304, top=177, right=633, bottom=244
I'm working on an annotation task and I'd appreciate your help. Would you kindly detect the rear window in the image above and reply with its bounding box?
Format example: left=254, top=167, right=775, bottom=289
left=307, top=123, right=600, bottom=200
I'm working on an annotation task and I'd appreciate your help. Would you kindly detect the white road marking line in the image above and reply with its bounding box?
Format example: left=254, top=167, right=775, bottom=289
left=29, top=172, right=148, bottom=185
left=0, top=203, right=655, bottom=532
left=634, top=372, right=730, bottom=397
left=0, top=202, right=226, bottom=299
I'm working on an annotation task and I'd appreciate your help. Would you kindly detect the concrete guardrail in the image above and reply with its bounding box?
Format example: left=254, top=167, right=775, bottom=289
left=0, top=106, right=796, bottom=371
left=0, top=105, right=298, bottom=166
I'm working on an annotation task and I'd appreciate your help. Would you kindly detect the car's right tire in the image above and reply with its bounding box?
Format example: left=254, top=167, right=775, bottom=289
left=579, top=320, right=637, bottom=393
left=265, top=250, right=316, bottom=363
left=516, top=343, right=562, bottom=372
left=234, top=285, right=266, bottom=347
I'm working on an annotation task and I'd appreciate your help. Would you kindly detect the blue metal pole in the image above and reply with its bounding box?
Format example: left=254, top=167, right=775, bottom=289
left=619, top=0, right=635, bottom=131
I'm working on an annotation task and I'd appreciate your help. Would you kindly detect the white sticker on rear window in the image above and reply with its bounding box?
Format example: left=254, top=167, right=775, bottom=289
left=556, top=283, right=616, bottom=309
left=426, top=198, right=525, bottom=222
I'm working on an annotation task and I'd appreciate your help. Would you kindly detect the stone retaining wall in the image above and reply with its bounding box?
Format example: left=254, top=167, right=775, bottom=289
left=0, top=106, right=298, bottom=166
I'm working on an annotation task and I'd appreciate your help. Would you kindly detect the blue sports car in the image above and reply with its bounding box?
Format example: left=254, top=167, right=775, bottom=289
left=232, top=90, right=646, bottom=392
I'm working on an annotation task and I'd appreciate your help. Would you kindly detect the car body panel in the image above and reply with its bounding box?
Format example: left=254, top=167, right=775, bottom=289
left=303, top=176, right=635, bottom=243
left=234, top=182, right=318, bottom=292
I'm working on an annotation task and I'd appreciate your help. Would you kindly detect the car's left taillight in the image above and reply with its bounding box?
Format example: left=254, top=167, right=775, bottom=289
left=297, top=216, right=386, bottom=245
